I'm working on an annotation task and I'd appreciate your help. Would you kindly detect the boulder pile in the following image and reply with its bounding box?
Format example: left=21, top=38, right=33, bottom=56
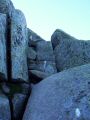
left=0, top=0, right=90, bottom=120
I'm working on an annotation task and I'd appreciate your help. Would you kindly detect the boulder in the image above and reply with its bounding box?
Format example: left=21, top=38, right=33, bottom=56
left=0, top=0, right=15, bottom=17
left=0, top=94, right=11, bottom=120
left=0, top=13, right=7, bottom=81
left=23, top=64, right=90, bottom=120
left=28, top=47, right=36, bottom=60
left=11, top=9, right=28, bottom=82
left=51, top=29, right=90, bottom=71
left=27, top=28, right=45, bottom=47
left=12, top=93, right=28, bottom=120
left=21, top=83, right=31, bottom=95
left=27, top=29, right=57, bottom=75
left=36, top=41, right=55, bottom=61
left=29, top=70, right=50, bottom=83
left=51, top=29, right=76, bottom=49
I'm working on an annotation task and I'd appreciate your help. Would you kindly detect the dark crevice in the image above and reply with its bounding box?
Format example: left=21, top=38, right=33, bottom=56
left=15, top=95, right=30, bottom=120
left=0, top=80, right=30, bottom=85
left=8, top=96, right=14, bottom=120
left=6, top=15, right=13, bottom=120
left=19, top=90, right=31, bottom=120
left=6, top=16, right=12, bottom=82
left=0, top=73, right=6, bottom=82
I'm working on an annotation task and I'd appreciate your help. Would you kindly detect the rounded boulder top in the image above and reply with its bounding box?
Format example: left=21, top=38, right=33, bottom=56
left=0, top=0, right=15, bottom=17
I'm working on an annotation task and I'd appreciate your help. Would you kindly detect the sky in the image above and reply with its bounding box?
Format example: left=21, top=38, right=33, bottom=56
left=12, top=0, right=90, bottom=41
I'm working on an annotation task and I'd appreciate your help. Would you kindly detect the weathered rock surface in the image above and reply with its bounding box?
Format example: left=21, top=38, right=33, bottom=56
left=28, top=47, right=36, bottom=60
left=0, top=0, right=90, bottom=120
left=30, top=70, right=50, bottom=83
left=28, top=28, right=45, bottom=47
left=36, top=41, right=55, bottom=61
left=27, top=29, right=57, bottom=83
left=1, top=83, right=10, bottom=94
left=51, top=29, right=90, bottom=71
left=23, top=64, right=90, bottom=120
left=0, top=0, right=15, bottom=17
left=28, top=60, right=57, bottom=74
left=12, top=93, right=28, bottom=120
left=0, top=94, right=11, bottom=120
left=11, top=9, right=28, bottom=82
left=0, top=13, right=7, bottom=80
left=51, top=29, right=76, bottom=49
left=21, top=83, right=31, bottom=95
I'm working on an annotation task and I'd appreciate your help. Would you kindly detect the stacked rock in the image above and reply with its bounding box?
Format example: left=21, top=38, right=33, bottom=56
left=27, top=28, right=57, bottom=83
left=0, top=0, right=90, bottom=120
left=0, top=0, right=30, bottom=120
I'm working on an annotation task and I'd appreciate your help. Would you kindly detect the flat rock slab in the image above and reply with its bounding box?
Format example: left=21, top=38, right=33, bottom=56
left=0, top=94, right=11, bottom=120
left=0, top=13, right=7, bottom=80
left=11, top=9, right=28, bottom=82
left=23, top=64, right=90, bottom=120
left=28, top=60, right=57, bottom=74
left=30, top=70, right=50, bottom=83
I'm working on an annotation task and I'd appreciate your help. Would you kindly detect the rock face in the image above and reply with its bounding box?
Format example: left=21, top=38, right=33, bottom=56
left=0, top=0, right=90, bottom=120
left=27, top=29, right=57, bottom=83
left=0, top=95, right=11, bottom=120
left=51, top=29, right=75, bottom=49
left=51, top=29, right=90, bottom=71
left=23, top=64, right=90, bottom=120
left=27, top=28, right=44, bottom=47
left=36, top=41, right=55, bottom=61
left=11, top=9, right=28, bottom=82
left=0, top=0, right=15, bottom=17
left=12, top=93, right=28, bottom=120
left=30, top=70, right=50, bottom=83
left=0, top=13, right=7, bottom=80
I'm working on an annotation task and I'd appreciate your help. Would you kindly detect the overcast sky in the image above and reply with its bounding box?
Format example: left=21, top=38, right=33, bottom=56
left=12, top=0, right=90, bottom=41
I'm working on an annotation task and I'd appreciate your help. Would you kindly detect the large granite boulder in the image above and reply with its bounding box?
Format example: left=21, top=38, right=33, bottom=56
left=11, top=9, right=28, bottom=82
left=0, top=0, right=15, bottom=17
left=0, top=94, right=11, bottom=120
left=51, top=29, right=75, bottom=49
left=51, top=29, right=90, bottom=72
left=23, top=64, right=90, bottom=120
left=0, top=13, right=7, bottom=81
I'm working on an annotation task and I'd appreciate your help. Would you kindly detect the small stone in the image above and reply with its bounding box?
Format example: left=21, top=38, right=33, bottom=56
left=2, top=83, right=10, bottom=94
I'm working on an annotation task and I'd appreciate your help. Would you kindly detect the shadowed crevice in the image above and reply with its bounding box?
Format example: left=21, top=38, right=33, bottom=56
left=6, top=16, right=12, bottom=82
